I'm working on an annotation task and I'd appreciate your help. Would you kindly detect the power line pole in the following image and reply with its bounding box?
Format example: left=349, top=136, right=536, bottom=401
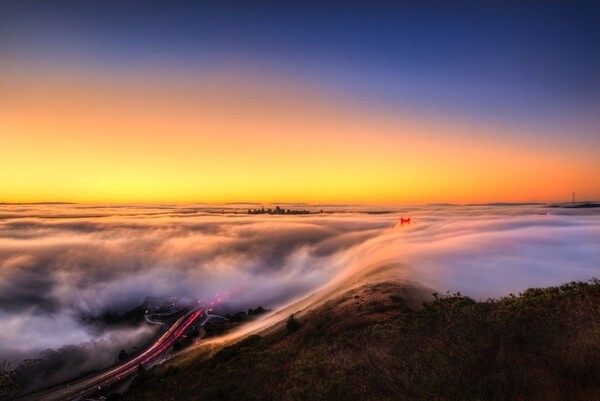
left=572, top=191, right=576, bottom=203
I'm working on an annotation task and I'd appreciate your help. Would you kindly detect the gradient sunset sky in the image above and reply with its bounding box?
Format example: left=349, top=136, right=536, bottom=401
left=1, top=1, right=599, bottom=204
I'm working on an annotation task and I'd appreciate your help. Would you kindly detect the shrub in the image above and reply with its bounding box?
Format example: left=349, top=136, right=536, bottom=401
left=0, top=361, right=16, bottom=401
left=286, top=314, right=301, bottom=333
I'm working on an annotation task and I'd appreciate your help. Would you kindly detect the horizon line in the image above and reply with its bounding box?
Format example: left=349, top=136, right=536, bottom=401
left=1, top=200, right=598, bottom=206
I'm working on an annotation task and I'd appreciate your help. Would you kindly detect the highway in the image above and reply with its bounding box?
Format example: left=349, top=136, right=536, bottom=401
left=18, top=308, right=207, bottom=401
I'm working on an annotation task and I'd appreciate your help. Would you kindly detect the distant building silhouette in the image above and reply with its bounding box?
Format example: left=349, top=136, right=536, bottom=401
left=248, top=205, right=310, bottom=215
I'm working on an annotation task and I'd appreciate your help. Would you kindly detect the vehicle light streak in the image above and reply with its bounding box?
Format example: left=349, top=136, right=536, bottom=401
left=19, top=309, right=204, bottom=401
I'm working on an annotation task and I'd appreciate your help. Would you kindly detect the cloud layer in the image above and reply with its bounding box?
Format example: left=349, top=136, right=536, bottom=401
left=348, top=207, right=600, bottom=299
left=1, top=203, right=599, bottom=390
left=0, top=205, right=388, bottom=368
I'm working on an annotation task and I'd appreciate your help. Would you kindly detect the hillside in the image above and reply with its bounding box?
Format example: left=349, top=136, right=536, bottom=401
left=125, top=279, right=600, bottom=401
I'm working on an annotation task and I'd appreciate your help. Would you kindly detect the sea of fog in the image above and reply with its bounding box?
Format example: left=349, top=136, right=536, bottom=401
left=1, top=203, right=599, bottom=389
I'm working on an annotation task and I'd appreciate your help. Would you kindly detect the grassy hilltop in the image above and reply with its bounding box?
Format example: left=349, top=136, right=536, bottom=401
left=126, top=279, right=600, bottom=401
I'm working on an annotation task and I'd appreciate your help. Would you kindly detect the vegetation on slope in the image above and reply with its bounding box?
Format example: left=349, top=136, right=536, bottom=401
left=0, top=361, right=16, bottom=401
left=126, top=279, right=600, bottom=401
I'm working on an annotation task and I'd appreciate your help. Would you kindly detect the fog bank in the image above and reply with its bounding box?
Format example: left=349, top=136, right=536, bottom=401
left=1, top=203, right=598, bottom=390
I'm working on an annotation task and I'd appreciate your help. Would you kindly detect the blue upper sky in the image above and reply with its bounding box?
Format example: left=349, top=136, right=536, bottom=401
left=2, top=0, right=600, bottom=132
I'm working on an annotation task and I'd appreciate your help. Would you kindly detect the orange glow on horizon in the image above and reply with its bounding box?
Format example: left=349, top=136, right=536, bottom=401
left=1, top=70, right=597, bottom=204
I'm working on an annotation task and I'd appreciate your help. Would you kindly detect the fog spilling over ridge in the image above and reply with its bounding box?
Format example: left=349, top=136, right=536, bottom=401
left=0, top=203, right=599, bottom=389
left=0, top=204, right=392, bottom=366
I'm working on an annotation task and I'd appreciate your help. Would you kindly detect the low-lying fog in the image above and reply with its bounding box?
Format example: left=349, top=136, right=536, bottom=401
left=1, top=203, right=599, bottom=390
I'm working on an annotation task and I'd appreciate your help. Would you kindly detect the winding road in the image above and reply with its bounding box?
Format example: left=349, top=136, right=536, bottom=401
left=18, top=307, right=214, bottom=401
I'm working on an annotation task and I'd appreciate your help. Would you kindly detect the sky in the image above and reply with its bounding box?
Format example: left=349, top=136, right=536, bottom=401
left=1, top=1, right=599, bottom=203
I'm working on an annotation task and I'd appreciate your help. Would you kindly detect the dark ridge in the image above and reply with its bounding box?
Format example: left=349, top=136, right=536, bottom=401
left=0, top=202, right=77, bottom=205
left=126, top=279, right=600, bottom=401
left=464, top=202, right=545, bottom=206
left=548, top=202, right=600, bottom=208
left=80, top=306, right=146, bottom=329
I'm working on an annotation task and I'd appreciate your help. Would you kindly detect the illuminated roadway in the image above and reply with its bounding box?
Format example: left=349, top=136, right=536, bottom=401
left=19, top=308, right=206, bottom=401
